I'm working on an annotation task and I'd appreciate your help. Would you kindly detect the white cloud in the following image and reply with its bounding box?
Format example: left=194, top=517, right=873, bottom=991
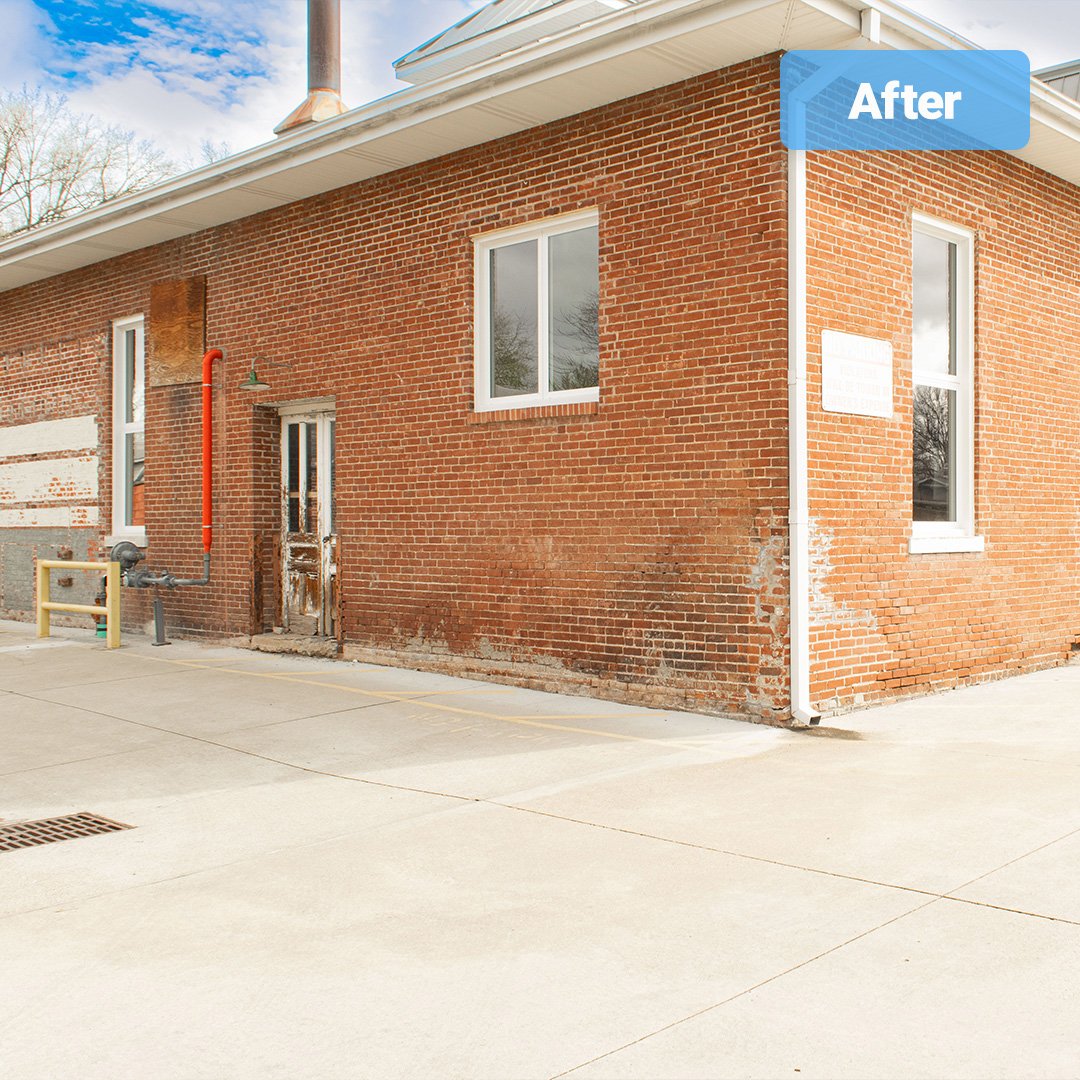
left=17, top=0, right=486, bottom=165
left=0, top=0, right=57, bottom=86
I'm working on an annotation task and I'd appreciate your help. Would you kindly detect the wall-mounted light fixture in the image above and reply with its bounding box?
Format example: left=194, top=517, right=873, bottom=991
left=238, top=367, right=270, bottom=391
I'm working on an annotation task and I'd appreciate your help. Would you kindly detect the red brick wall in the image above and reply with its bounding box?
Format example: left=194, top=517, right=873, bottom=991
left=0, top=55, right=793, bottom=719
left=805, top=149, right=1080, bottom=712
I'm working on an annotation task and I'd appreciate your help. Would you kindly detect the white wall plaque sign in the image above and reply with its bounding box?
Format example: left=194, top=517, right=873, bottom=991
left=821, top=330, right=893, bottom=418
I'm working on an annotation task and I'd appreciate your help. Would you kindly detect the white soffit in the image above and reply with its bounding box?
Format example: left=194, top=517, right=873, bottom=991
left=0, top=0, right=1078, bottom=294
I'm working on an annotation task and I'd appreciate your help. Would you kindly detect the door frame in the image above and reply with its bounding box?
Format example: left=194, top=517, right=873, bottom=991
left=278, top=405, right=336, bottom=635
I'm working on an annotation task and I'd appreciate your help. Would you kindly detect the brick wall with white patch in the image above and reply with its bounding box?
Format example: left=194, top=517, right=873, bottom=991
left=804, top=149, right=1080, bottom=712
left=0, top=340, right=108, bottom=618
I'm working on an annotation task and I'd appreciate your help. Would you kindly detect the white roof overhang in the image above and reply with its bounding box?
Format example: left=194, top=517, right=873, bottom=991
left=1, top=0, right=1078, bottom=294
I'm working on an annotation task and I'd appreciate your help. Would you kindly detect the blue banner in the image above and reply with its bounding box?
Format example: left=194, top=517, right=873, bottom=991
left=781, top=50, right=1030, bottom=151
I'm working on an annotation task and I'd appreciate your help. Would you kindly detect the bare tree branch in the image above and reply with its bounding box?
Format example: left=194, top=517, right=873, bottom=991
left=0, top=86, right=179, bottom=236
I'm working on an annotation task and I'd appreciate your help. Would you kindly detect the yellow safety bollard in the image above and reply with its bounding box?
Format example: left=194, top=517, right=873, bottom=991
left=36, top=560, right=50, bottom=639
left=105, top=561, right=121, bottom=650
left=36, top=559, right=122, bottom=649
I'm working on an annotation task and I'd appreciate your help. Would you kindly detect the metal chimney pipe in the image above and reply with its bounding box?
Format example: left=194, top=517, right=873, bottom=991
left=274, top=0, right=347, bottom=136
left=308, top=0, right=340, bottom=95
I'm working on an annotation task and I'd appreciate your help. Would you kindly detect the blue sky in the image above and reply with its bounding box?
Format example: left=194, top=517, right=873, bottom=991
left=1, top=0, right=488, bottom=163
left=1, top=0, right=1077, bottom=167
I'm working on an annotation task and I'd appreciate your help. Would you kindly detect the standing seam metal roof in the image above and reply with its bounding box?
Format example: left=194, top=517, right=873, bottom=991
left=1037, top=60, right=1080, bottom=102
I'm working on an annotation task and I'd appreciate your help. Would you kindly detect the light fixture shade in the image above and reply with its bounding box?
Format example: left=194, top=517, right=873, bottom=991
left=239, top=368, right=270, bottom=391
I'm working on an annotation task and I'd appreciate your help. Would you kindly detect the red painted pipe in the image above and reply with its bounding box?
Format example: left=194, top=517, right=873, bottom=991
left=201, top=349, right=223, bottom=554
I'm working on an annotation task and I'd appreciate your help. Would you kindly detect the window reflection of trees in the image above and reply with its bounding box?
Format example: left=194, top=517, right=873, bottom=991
left=912, top=384, right=953, bottom=521
left=491, top=308, right=537, bottom=395
left=492, top=291, right=599, bottom=395
left=551, top=291, right=599, bottom=391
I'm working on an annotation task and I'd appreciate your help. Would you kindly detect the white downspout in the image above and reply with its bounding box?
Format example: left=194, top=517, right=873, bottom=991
left=787, top=147, right=820, bottom=726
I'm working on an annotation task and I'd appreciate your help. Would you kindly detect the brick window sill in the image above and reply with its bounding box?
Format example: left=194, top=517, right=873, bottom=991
left=467, top=401, right=599, bottom=424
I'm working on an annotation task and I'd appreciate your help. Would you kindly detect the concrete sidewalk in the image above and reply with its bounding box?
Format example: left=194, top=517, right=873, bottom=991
left=1, top=619, right=1079, bottom=1080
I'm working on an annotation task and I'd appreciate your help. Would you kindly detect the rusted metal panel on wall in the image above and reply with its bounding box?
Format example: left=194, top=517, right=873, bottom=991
left=149, top=276, right=206, bottom=386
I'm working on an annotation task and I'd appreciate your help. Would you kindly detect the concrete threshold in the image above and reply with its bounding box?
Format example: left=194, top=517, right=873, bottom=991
left=242, top=632, right=341, bottom=658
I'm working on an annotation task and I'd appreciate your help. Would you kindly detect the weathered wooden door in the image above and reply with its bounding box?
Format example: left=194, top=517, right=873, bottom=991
left=280, top=411, right=336, bottom=636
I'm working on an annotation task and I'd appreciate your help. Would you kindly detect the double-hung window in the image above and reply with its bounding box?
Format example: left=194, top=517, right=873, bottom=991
left=474, top=210, right=600, bottom=411
left=111, top=315, right=147, bottom=544
left=910, top=215, right=982, bottom=553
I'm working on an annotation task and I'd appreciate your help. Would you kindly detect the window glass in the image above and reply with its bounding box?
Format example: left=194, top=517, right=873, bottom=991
left=490, top=239, right=538, bottom=397
left=287, top=423, right=300, bottom=533
left=912, top=385, right=956, bottom=521
left=329, top=419, right=336, bottom=535
left=549, top=226, right=599, bottom=392
left=912, top=232, right=956, bottom=376
left=477, top=213, right=601, bottom=411
left=124, top=330, right=139, bottom=423
left=911, top=218, right=974, bottom=541
left=305, top=422, right=318, bottom=534
left=114, top=320, right=146, bottom=533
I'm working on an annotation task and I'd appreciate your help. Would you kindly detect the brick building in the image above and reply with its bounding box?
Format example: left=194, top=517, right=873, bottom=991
left=1, top=0, right=1078, bottom=724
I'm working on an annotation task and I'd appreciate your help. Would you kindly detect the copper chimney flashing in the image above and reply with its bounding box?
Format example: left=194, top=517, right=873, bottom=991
left=275, top=0, right=347, bottom=135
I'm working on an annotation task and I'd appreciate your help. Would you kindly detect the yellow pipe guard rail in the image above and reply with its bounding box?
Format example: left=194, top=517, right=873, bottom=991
left=36, top=559, right=121, bottom=649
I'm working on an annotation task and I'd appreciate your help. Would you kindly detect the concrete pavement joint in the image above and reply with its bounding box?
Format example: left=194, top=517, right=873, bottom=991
left=935, top=820, right=1080, bottom=916
left=0, top=694, right=442, bottom=780
left=498, top=803, right=1080, bottom=928
left=936, top=893, right=1080, bottom=927
left=0, top=687, right=481, bottom=804
left=550, top=894, right=944, bottom=1079
left=7, top=669, right=184, bottom=695
left=11, top=656, right=1076, bottom=928
left=17, top=680, right=1073, bottom=932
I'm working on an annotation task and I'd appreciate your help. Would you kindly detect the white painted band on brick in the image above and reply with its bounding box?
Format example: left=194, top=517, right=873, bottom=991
left=0, top=505, right=98, bottom=528
left=0, top=455, right=98, bottom=504
left=0, top=415, right=97, bottom=458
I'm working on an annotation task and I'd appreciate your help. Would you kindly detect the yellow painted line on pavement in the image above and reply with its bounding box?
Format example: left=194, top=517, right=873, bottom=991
left=146, top=655, right=716, bottom=752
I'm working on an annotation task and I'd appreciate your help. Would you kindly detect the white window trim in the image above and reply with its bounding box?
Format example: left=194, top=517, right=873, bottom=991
left=474, top=208, right=600, bottom=413
left=111, top=314, right=147, bottom=545
left=909, top=214, right=981, bottom=555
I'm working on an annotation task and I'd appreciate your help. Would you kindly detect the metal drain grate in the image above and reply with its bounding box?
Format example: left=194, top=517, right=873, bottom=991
left=0, top=812, right=133, bottom=852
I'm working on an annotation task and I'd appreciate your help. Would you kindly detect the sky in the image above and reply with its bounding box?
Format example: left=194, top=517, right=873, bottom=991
left=1, top=0, right=1078, bottom=167
left=0, top=0, right=489, bottom=164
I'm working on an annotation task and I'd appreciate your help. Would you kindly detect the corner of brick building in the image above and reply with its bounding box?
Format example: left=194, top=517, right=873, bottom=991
left=802, top=148, right=1080, bottom=714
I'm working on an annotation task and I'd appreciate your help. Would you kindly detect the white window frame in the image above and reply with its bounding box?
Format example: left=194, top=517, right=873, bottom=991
left=909, top=214, right=983, bottom=555
left=474, top=209, right=600, bottom=412
left=110, top=314, right=147, bottom=546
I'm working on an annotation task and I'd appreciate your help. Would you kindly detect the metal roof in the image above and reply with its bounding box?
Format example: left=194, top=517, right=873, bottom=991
left=394, top=0, right=642, bottom=85
left=1037, top=59, right=1080, bottom=103
left=1, top=0, right=1079, bottom=295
